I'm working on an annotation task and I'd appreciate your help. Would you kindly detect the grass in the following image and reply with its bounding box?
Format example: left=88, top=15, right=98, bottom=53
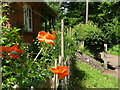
left=68, top=57, right=119, bottom=88
left=108, top=44, right=120, bottom=56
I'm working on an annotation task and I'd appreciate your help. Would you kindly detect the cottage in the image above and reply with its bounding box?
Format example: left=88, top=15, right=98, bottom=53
left=5, top=2, right=57, bottom=43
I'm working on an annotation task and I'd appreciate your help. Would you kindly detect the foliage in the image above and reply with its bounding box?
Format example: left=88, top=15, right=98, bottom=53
left=64, top=2, right=86, bottom=26
left=63, top=2, right=120, bottom=28
left=108, top=44, right=120, bottom=56
left=84, top=49, right=94, bottom=58
left=73, top=21, right=103, bottom=41
left=69, top=58, right=118, bottom=88
left=102, top=18, right=120, bottom=45
left=2, top=29, right=59, bottom=89
left=64, top=33, right=78, bottom=59
left=1, top=4, right=54, bottom=89
left=0, top=6, right=22, bottom=46
left=2, top=2, right=120, bottom=89
left=46, top=2, right=62, bottom=17
left=73, top=21, right=104, bottom=54
left=48, top=2, right=120, bottom=53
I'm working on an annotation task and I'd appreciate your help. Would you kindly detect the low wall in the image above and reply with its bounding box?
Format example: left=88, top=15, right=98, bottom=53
left=75, top=53, right=104, bottom=72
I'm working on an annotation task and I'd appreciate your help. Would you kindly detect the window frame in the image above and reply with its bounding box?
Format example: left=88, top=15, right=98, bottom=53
left=23, top=3, right=33, bottom=32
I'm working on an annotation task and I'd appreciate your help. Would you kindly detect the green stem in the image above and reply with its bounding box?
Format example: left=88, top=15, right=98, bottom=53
left=28, top=48, right=43, bottom=73
left=34, top=48, right=43, bottom=61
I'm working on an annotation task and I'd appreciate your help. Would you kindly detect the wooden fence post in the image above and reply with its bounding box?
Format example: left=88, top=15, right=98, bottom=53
left=104, top=43, right=108, bottom=69
left=104, top=44, right=107, bottom=57
left=55, top=59, right=59, bottom=89
left=61, top=19, right=65, bottom=89
left=86, top=0, right=88, bottom=24
left=13, top=84, right=19, bottom=90
left=61, top=19, right=64, bottom=65
left=69, top=27, right=72, bottom=37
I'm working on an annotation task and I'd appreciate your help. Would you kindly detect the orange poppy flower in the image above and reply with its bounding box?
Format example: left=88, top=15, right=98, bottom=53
left=0, top=54, right=4, bottom=59
left=38, top=31, right=56, bottom=46
left=10, top=53, right=21, bottom=59
left=51, top=31, right=56, bottom=39
left=58, top=69, right=69, bottom=79
left=50, top=66, right=69, bottom=79
left=0, top=46, right=9, bottom=52
left=0, top=44, right=24, bottom=59
left=7, top=44, right=18, bottom=52
left=0, top=44, right=24, bottom=53
left=7, top=44, right=24, bottom=53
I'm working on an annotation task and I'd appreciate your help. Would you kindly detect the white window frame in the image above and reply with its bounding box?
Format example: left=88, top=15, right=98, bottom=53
left=23, top=3, right=33, bottom=32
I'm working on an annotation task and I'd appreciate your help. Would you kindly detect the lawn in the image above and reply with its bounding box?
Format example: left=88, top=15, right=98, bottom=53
left=108, top=44, right=120, bottom=56
left=69, top=59, right=119, bottom=88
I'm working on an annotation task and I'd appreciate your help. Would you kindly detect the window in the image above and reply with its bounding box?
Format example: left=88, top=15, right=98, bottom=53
left=24, top=3, right=32, bottom=32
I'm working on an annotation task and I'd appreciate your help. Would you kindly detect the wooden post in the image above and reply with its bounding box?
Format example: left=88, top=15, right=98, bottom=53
left=55, top=59, right=59, bottom=89
left=104, top=44, right=107, bottom=58
left=61, top=19, right=65, bottom=89
left=30, top=86, right=34, bottom=90
left=58, top=55, right=62, bottom=66
left=51, top=59, right=59, bottom=89
left=61, top=19, right=64, bottom=65
left=104, top=44, right=108, bottom=69
left=86, top=0, right=88, bottom=24
left=69, top=27, right=72, bottom=37
left=81, top=0, right=88, bottom=52
left=13, top=85, right=19, bottom=90
left=54, top=59, right=57, bottom=89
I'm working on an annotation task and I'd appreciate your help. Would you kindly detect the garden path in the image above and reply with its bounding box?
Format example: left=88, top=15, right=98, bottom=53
left=101, top=53, right=120, bottom=79
left=100, top=52, right=119, bottom=68
left=105, top=54, right=119, bottom=68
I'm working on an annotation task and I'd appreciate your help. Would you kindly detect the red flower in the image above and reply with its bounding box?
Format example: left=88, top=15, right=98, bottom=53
left=0, top=46, right=8, bottom=52
left=50, top=66, right=69, bottom=79
left=51, top=31, right=56, bottom=39
left=7, top=44, right=24, bottom=53
left=0, top=44, right=24, bottom=53
left=38, top=31, right=56, bottom=46
left=10, top=53, right=21, bottom=59
left=0, top=54, right=4, bottom=59
left=0, top=44, right=24, bottom=59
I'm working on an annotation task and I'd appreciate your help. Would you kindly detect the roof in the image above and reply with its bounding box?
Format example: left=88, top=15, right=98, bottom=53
left=41, top=2, right=57, bottom=18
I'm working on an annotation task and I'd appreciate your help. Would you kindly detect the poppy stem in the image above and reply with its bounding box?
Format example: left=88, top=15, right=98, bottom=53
left=34, top=48, right=43, bottom=61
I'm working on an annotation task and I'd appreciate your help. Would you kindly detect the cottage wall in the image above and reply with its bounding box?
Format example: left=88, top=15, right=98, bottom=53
left=8, top=2, right=43, bottom=43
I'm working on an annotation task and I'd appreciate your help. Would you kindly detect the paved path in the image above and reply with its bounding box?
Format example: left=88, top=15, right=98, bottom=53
left=100, top=52, right=119, bottom=68
left=104, top=69, right=119, bottom=79
left=100, top=52, right=120, bottom=79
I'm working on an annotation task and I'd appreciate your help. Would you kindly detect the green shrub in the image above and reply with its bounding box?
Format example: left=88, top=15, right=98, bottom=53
left=72, top=21, right=104, bottom=58
left=1, top=4, right=53, bottom=89
left=102, top=18, right=120, bottom=45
